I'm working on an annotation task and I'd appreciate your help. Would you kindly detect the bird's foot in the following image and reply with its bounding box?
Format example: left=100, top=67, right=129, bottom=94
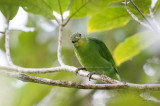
left=88, top=72, right=100, bottom=81
left=122, top=81, right=128, bottom=85
left=75, top=68, right=87, bottom=75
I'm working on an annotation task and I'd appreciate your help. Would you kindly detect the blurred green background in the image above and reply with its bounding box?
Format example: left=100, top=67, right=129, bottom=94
left=0, top=0, right=160, bottom=106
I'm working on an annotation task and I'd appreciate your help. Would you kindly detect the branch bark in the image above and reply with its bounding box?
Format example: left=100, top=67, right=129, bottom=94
left=57, top=24, right=65, bottom=66
left=1, top=70, right=160, bottom=91
left=5, top=19, right=15, bottom=66
left=0, top=65, right=120, bottom=84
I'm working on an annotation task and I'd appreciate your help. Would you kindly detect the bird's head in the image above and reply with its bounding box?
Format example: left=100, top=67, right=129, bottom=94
left=70, top=32, right=82, bottom=44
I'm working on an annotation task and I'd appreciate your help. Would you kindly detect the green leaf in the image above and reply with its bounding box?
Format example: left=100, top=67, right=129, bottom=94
left=88, top=7, right=130, bottom=33
left=0, top=0, right=57, bottom=19
left=69, top=0, right=123, bottom=18
left=88, top=0, right=151, bottom=33
left=153, top=0, right=160, bottom=13
left=18, top=0, right=55, bottom=19
left=46, top=0, right=70, bottom=14
left=0, top=0, right=19, bottom=20
left=113, top=31, right=157, bottom=66
left=155, top=0, right=160, bottom=9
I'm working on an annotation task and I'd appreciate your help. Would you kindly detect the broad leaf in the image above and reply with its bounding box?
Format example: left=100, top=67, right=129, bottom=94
left=88, top=7, right=130, bottom=33
left=88, top=0, right=151, bottom=33
left=69, top=0, right=123, bottom=18
left=46, top=0, right=70, bottom=14
left=0, top=0, right=19, bottom=20
left=0, top=0, right=56, bottom=19
left=114, top=31, right=157, bottom=66
left=19, top=0, right=55, bottom=19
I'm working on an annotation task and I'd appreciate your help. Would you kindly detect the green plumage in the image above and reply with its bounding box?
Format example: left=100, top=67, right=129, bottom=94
left=71, top=33, right=120, bottom=80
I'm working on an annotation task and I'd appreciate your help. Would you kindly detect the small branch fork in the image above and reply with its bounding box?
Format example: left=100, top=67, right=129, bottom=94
left=125, top=0, right=160, bottom=32
left=1, top=0, right=160, bottom=91
left=125, top=0, right=153, bottom=31
left=57, top=0, right=89, bottom=66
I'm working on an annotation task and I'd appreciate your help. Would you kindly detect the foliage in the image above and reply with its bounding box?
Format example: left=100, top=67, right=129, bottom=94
left=0, top=0, right=160, bottom=105
left=0, top=0, right=153, bottom=65
left=114, top=31, right=157, bottom=66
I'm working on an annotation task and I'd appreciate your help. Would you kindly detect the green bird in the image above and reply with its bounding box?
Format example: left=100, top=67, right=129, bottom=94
left=71, top=33, right=120, bottom=81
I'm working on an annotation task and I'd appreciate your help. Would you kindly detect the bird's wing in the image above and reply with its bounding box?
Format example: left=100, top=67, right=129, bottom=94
left=91, top=38, right=118, bottom=73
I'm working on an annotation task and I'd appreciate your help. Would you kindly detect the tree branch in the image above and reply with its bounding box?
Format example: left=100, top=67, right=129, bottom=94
left=128, top=0, right=151, bottom=26
left=57, top=24, right=65, bottom=66
left=0, top=65, right=120, bottom=84
left=4, top=16, right=26, bottom=69
left=125, top=0, right=153, bottom=31
left=1, top=70, right=160, bottom=91
left=5, top=17, right=15, bottom=66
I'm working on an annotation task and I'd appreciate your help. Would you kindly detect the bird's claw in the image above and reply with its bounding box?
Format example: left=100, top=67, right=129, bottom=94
left=88, top=72, right=100, bottom=81
left=75, top=68, right=87, bottom=76
left=122, top=81, right=127, bottom=85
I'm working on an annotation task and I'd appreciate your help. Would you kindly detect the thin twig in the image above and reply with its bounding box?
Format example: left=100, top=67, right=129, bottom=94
left=63, top=0, right=89, bottom=27
left=129, top=0, right=151, bottom=26
left=149, top=7, right=160, bottom=31
left=1, top=70, right=160, bottom=91
left=57, top=0, right=65, bottom=66
left=125, top=0, right=153, bottom=31
left=4, top=16, right=31, bottom=69
left=5, top=16, right=15, bottom=66
left=0, top=65, right=120, bottom=84
left=58, top=0, right=64, bottom=23
left=0, top=31, right=4, bottom=34
left=57, top=24, right=65, bottom=66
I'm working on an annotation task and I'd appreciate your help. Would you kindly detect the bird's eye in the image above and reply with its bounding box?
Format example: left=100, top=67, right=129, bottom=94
left=72, top=41, right=75, bottom=43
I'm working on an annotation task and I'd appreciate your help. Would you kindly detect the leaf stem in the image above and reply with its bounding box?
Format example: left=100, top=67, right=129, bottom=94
left=63, top=0, right=89, bottom=27
left=58, top=0, right=64, bottom=23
